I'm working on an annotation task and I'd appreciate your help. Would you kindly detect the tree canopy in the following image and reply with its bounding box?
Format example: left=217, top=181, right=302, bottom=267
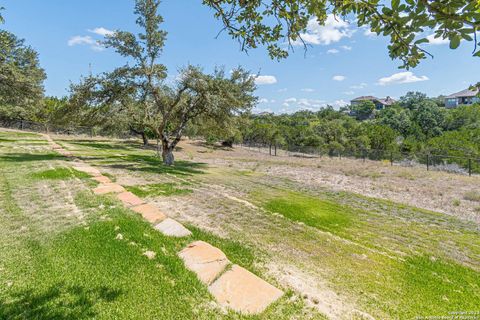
left=70, top=0, right=256, bottom=165
left=0, top=29, right=46, bottom=120
left=204, top=0, right=480, bottom=68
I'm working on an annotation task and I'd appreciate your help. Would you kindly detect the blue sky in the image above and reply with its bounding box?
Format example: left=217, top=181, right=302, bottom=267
left=2, top=0, right=479, bottom=113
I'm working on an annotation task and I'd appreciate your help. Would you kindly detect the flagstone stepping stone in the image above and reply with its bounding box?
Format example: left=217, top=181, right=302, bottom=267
left=179, top=241, right=229, bottom=285
left=117, top=191, right=144, bottom=207
left=73, top=165, right=101, bottom=176
left=131, top=204, right=166, bottom=224
left=208, top=265, right=284, bottom=315
left=93, top=183, right=126, bottom=195
left=92, top=175, right=112, bottom=184
left=154, top=218, right=192, bottom=237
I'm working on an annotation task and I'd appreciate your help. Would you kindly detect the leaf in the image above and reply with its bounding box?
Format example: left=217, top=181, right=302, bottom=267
left=449, top=35, right=461, bottom=49
left=392, top=0, right=400, bottom=10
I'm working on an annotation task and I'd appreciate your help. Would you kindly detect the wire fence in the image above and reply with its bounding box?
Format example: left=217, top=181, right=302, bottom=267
left=238, top=142, right=480, bottom=176
left=2, top=118, right=479, bottom=176
left=0, top=118, right=135, bottom=138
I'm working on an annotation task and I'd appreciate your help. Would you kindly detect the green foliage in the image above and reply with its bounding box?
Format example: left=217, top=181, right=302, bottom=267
left=427, top=128, right=480, bottom=172
left=350, top=100, right=375, bottom=121
left=203, top=0, right=480, bottom=68
left=412, top=100, right=446, bottom=138
left=0, top=30, right=46, bottom=120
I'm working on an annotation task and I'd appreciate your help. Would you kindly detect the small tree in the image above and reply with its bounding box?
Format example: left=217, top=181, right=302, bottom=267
left=70, top=0, right=256, bottom=165
left=351, top=100, right=375, bottom=121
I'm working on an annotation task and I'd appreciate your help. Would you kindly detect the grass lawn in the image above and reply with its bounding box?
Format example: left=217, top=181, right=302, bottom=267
left=249, top=187, right=480, bottom=317
left=3, top=130, right=480, bottom=319
left=0, top=130, right=320, bottom=319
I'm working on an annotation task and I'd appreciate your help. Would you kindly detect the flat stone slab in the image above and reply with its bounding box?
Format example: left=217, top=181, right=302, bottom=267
left=131, top=204, right=166, bottom=224
left=117, top=192, right=144, bottom=207
left=58, top=150, right=74, bottom=157
left=93, top=183, right=126, bottom=195
left=92, top=175, right=112, bottom=184
left=208, top=265, right=283, bottom=315
left=154, top=218, right=192, bottom=237
left=73, top=165, right=101, bottom=176
left=179, top=241, right=229, bottom=285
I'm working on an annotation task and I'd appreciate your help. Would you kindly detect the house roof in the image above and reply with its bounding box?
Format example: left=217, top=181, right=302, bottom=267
left=351, top=96, right=378, bottom=101
left=446, top=88, right=479, bottom=99
left=351, top=96, right=396, bottom=105
left=377, top=96, right=396, bottom=106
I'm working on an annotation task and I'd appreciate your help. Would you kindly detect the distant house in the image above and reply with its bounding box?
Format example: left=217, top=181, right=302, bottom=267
left=444, top=87, right=480, bottom=108
left=350, top=96, right=396, bottom=110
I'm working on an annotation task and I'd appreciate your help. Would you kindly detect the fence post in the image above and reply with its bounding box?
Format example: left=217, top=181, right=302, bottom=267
left=426, top=154, right=430, bottom=171
left=468, top=158, right=472, bottom=176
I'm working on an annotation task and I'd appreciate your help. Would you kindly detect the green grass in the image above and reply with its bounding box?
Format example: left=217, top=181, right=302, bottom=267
left=125, top=183, right=192, bottom=198
left=31, top=167, right=91, bottom=180
left=258, top=191, right=354, bottom=233
left=0, top=194, right=314, bottom=319
left=0, top=130, right=318, bottom=319
left=396, top=255, right=480, bottom=317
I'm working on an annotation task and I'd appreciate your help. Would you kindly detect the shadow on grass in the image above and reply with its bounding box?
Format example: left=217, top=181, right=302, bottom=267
left=0, top=153, right=63, bottom=162
left=191, top=140, right=233, bottom=151
left=67, top=141, right=134, bottom=151
left=106, top=155, right=207, bottom=176
left=0, top=284, right=122, bottom=319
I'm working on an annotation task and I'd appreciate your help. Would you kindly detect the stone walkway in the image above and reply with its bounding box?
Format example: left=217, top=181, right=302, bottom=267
left=43, top=134, right=283, bottom=315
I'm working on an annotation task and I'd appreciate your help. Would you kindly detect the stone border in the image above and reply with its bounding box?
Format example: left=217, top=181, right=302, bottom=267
left=44, top=134, right=283, bottom=315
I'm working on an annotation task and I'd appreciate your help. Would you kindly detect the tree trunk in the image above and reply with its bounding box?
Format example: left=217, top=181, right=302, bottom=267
left=162, top=147, right=174, bottom=166
left=141, top=131, right=148, bottom=146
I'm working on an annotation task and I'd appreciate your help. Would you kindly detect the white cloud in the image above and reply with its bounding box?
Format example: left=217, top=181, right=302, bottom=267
left=258, top=98, right=269, bottom=104
left=331, top=99, right=348, bottom=109
left=68, top=35, right=104, bottom=51
left=426, top=33, right=449, bottom=45
left=68, top=35, right=95, bottom=46
left=340, top=45, right=352, bottom=51
left=332, top=75, right=346, bottom=81
left=294, top=14, right=355, bottom=46
left=377, top=72, right=429, bottom=86
left=327, top=48, right=339, bottom=54
left=252, top=106, right=273, bottom=114
left=350, top=82, right=367, bottom=89
left=277, top=88, right=287, bottom=92
left=301, top=88, right=315, bottom=92
left=281, top=97, right=326, bottom=111
left=255, top=75, right=277, bottom=85
left=88, top=27, right=115, bottom=37
left=363, top=28, right=376, bottom=37
left=343, top=91, right=355, bottom=95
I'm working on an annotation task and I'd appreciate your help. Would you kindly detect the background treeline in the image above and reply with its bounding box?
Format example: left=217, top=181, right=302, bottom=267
left=188, top=91, right=480, bottom=164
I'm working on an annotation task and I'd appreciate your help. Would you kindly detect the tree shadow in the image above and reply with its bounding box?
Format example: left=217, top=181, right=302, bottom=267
left=0, top=153, right=63, bottom=162
left=191, top=141, right=233, bottom=151
left=106, top=155, right=207, bottom=176
left=67, top=141, right=134, bottom=151
left=0, top=283, right=122, bottom=319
